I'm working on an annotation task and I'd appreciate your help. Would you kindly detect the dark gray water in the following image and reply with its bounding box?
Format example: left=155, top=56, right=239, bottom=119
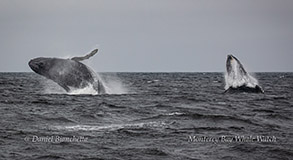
left=0, top=72, right=292, bottom=160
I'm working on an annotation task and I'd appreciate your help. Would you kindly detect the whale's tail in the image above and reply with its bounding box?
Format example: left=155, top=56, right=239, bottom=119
left=71, top=49, right=98, bottom=61
left=225, top=54, right=264, bottom=93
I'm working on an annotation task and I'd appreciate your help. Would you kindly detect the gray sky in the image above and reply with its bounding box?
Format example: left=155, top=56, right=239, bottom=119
left=0, top=0, right=292, bottom=72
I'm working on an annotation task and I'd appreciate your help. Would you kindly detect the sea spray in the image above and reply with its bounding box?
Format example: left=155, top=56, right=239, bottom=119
left=83, top=57, right=128, bottom=94
left=98, top=73, right=129, bottom=94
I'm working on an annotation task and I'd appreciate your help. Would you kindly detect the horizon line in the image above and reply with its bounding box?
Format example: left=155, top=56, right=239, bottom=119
left=1, top=71, right=292, bottom=73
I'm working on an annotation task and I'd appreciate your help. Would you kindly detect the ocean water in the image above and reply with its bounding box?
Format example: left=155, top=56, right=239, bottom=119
left=0, top=72, right=292, bottom=160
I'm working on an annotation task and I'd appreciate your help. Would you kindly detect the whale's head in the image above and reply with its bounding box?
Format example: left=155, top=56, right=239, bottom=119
left=29, top=57, right=56, bottom=76
left=226, top=55, right=236, bottom=74
left=226, top=54, right=247, bottom=75
left=225, top=54, right=263, bottom=93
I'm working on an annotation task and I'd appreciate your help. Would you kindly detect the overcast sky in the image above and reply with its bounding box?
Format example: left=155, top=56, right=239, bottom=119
left=0, top=0, right=292, bottom=72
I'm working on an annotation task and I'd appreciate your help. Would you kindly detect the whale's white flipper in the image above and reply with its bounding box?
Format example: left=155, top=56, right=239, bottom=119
left=71, top=49, right=98, bottom=62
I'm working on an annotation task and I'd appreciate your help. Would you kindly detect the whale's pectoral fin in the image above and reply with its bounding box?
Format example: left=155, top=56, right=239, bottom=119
left=224, top=87, right=232, bottom=94
left=255, top=85, right=264, bottom=93
left=71, top=49, right=98, bottom=62
left=57, top=82, right=70, bottom=92
left=93, top=80, right=106, bottom=94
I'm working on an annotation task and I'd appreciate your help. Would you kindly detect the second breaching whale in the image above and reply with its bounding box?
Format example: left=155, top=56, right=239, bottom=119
left=224, top=55, right=264, bottom=93
left=28, top=49, right=106, bottom=94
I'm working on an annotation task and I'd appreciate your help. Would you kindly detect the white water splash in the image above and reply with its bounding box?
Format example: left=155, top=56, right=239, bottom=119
left=67, top=84, right=98, bottom=95
left=100, top=75, right=128, bottom=94
left=87, top=67, right=128, bottom=95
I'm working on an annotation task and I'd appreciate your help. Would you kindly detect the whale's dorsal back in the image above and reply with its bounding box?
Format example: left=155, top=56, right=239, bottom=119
left=71, top=49, right=98, bottom=61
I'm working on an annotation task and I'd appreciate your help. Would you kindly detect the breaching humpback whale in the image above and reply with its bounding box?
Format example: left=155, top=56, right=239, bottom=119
left=224, top=55, right=264, bottom=93
left=28, top=49, right=105, bottom=94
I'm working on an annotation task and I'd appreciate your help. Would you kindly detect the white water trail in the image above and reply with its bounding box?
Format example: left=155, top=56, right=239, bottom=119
left=53, top=121, right=168, bottom=131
